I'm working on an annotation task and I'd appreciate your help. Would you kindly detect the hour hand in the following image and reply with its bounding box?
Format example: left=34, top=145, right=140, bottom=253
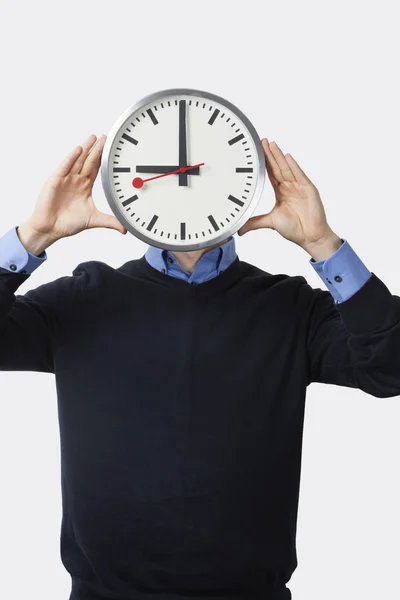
left=136, top=165, right=199, bottom=175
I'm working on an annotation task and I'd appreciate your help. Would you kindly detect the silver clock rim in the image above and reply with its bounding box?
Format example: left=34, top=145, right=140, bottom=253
left=101, top=88, right=265, bottom=252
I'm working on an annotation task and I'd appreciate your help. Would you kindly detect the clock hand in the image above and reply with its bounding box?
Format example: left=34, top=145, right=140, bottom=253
left=178, top=99, right=188, bottom=186
left=136, top=165, right=200, bottom=175
left=132, top=163, right=204, bottom=189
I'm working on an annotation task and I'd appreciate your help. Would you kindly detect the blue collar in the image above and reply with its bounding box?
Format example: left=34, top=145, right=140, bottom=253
left=144, top=236, right=237, bottom=284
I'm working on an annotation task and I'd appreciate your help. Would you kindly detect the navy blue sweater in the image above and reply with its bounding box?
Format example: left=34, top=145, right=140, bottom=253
left=1, top=255, right=400, bottom=600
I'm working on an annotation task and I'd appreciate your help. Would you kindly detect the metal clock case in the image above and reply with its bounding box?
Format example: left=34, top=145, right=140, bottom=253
left=101, top=88, right=265, bottom=251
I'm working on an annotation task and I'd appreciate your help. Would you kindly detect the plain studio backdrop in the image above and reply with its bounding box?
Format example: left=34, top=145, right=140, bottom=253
left=0, top=1, right=399, bottom=599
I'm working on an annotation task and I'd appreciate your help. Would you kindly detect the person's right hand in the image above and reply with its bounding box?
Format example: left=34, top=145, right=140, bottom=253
left=17, top=134, right=127, bottom=255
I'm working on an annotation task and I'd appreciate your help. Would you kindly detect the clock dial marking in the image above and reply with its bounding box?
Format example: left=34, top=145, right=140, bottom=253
left=208, top=215, right=219, bottom=231
left=122, top=195, right=138, bottom=207
left=113, top=167, right=131, bottom=172
left=236, top=167, right=253, bottom=173
left=228, top=133, right=245, bottom=145
left=208, top=108, right=220, bottom=125
left=180, top=222, right=186, bottom=240
left=121, top=133, right=138, bottom=145
left=146, top=108, right=159, bottom=125
left=147, top=214, right=159, bottom=231
left=228, top=194, right=244, bottom=207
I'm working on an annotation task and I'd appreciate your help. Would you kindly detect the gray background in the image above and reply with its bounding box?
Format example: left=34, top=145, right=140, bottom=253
left=0, top=1, right=399, bottom=598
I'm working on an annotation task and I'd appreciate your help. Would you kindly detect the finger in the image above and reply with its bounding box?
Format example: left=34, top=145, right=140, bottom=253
left=261, top=138, right=284, bottom=184
left=53, top=145, right=83, bottom=178
left=81, top=134, right=107, bottom=181
left=262, top=139, right=278, bottom=187
left=70, top=134, right=98, bottom=174
left=285, top=152, right=313, bottom=186
left=89, top=210, right=127, bottom=234
left=237, top=212, right=274, bottom=236
left=268, top=141, right=296, bottom=182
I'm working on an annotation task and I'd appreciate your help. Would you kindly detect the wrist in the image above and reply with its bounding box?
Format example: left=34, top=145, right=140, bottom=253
left=303, top=230, right=343, bottom=262
left=17, top=220, right=58, bottom=256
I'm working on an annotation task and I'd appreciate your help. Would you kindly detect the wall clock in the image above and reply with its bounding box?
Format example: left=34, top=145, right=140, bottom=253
left=101, top=88, right=265, bottom=251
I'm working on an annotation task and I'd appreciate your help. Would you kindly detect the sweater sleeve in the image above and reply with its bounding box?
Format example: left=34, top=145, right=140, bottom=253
left=303, top=272, right=400, bottom=398
left=0, top=265, right=83, bottom=374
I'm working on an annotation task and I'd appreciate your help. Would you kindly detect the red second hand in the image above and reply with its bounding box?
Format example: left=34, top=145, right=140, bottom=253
left=132, top=163, right=205, bottom=189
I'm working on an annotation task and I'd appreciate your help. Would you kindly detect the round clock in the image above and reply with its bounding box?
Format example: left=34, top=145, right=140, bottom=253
left=101, top=88, right=265, bottom=251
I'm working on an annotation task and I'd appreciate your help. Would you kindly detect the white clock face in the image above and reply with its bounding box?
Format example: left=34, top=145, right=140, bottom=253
left=101, top=89, right=265, bottom=251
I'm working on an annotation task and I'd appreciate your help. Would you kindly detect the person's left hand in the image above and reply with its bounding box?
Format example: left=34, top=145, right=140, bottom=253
left=237, top=138, right=341, bottom=256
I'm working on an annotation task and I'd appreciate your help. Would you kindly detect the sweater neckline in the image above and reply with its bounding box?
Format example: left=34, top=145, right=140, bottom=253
left=136, top=253, right=243, bottom=296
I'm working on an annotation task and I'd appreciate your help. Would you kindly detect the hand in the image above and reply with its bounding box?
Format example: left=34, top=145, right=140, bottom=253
left=238, top=138, right=341, bottom=257
left=18, top=134, right=127, bottom=254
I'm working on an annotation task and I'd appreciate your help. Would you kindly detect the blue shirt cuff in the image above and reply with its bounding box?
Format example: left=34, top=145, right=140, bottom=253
left=0, top=226, right=47, bottom=274
left=309, top=238, right=372, bottom=304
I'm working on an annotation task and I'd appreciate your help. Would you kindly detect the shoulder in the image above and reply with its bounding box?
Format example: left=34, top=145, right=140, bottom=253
left=238, top=258, right=307, bottom=291
left=72, top=258, right=115, bottom=284
left=71, top=257, right=147, bottom=289
left=237, top=259, right=332, bottom=313
left=17, top=259, right=111, bottom=307
left=22, top=259, right=119, bottom=305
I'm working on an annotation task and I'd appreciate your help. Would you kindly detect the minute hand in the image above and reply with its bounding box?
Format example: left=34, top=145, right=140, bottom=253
left=179, top=99, right=188, bottom=186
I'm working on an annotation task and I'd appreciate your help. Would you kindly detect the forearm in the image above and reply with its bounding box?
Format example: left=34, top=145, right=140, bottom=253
left=302, top=229, right=343, bottom=262
left=17, top=219, right=58, bottom=256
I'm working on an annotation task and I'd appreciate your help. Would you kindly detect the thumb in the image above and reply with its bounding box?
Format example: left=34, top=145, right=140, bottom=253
left=89, top=211, right=127, bottom=234
left=237, top=211, right=275, bottom=236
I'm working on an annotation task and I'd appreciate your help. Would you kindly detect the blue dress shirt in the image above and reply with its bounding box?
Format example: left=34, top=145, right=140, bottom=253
left=0, top=225, right=372, bottom=304
left=0, top=225, right=47, bottom=274
left=145, top=236, right=238, bottom=285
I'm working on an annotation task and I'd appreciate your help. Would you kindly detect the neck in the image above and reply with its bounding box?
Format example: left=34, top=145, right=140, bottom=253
left=170, top=238, right=229, bottom=273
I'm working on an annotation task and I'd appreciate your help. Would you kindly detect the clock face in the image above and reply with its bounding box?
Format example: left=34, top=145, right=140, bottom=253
left=101, top=88, right=265, bottom=251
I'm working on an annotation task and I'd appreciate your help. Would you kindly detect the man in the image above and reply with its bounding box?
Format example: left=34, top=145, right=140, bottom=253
left=1, top=133, right=399, bottom=600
